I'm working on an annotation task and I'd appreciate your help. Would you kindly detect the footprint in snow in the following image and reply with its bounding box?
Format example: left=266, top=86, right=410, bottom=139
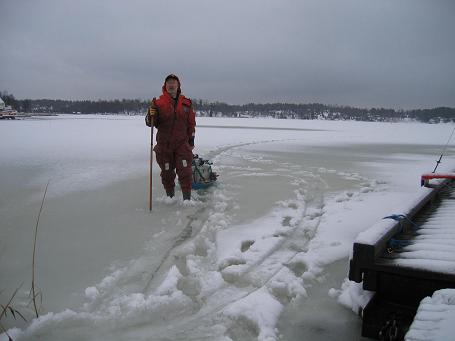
left=241, top=240, right=255, bottom=252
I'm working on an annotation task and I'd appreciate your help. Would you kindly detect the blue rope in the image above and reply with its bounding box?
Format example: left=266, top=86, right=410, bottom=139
left=388, top=238, right=412, bottom=249
left=383, top=214, right=419, bottom=231
left=383, top=214, right=418, bottom=252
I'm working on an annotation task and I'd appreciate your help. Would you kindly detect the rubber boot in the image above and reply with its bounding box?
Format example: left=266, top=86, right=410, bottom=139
left=183, top=191, right=191, bottom=201
left=166, top=189, right=175, bottom=198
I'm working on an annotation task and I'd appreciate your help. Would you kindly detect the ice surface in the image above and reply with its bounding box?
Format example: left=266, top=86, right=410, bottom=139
left=1, top=116, right=454, bottom=340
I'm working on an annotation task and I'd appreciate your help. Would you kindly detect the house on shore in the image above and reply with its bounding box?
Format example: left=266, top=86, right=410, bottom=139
left=0, top=97, right=18, bottom=119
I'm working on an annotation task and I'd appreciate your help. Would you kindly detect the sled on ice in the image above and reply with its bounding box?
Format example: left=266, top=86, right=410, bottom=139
left=192, top=154, right=218, bottom=190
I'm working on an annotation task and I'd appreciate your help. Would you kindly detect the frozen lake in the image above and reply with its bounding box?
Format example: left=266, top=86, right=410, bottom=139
left=1, top=115, right=454, bottom=340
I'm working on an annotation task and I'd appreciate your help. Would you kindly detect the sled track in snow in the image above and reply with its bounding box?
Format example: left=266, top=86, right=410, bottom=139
left=140, top=178, right=328, bottom=340
left=168, top=175, right=328, bottom=331
left=138, top=139, right=331, bottom=339
left=205, top=138, right=298, bottom=161
left=197, top=125, right=325, bottom=132
left=143, top=206, right=206, bottom=292
left=143, top=138, right=298, bottom=293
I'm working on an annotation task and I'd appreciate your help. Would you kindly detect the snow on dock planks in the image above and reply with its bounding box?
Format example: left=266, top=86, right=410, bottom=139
left=349, top=177, right=455, bottom=340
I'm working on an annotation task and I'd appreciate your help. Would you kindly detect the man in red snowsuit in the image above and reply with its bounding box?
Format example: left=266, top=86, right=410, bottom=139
left=145, top=74, right=196, bottom=200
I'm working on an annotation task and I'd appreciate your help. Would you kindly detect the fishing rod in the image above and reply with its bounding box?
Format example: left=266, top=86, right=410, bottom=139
left=433, top=125, right=455, bottom=173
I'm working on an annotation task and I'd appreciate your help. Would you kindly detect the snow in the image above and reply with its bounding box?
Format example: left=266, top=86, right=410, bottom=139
left=333, top=279, right=374, bottom=315
left=405, top=289, right=455, bottom=341
left=352, top=173, right=455, bottom=279
left=223, top=287, right=283, bottom=341
left=387, top=189, right=455, bottom=274
left=355, top=185, right=438, bottom=245
left=1, top=115, right=454, bottom=340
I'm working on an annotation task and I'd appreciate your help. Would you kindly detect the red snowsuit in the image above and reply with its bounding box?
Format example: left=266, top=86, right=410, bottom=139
left=152, top=86, right=196, bottom=194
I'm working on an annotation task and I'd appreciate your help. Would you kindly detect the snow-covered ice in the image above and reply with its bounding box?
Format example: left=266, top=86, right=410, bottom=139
left=0, top=115, right=454, bottom=340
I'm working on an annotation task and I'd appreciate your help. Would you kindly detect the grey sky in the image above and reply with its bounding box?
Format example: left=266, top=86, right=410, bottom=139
left=1, top=0, right=454, bottom=109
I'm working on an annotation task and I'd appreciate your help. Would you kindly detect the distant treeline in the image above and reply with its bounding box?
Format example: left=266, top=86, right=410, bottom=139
left=195, top=101, right=455, bottom=123
left=31, top=98, right=145, bottom=115
left=1, top=91, right=454, bottom=123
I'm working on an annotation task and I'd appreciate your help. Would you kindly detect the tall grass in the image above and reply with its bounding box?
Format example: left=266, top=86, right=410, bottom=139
left=0, top=181, right=49, bottom=340
left=0, top=285, right=27, bottom=341
left=30, top=180, right=49, bottom=318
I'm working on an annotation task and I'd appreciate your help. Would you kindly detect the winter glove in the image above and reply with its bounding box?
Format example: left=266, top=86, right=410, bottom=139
left=145, top=104, right=157, bottom=127
left=148, top=106, right=157, bottom=116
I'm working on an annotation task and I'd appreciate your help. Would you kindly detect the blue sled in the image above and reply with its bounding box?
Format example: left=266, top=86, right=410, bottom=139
left=191, top=154, right=218, bottom=190
left=192, top=181, right=217, bottom=190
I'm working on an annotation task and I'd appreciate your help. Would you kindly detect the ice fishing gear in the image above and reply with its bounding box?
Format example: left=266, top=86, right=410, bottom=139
left=421, top=126, right=455, bottom=187
left=421, top=172, right=455, bottom=187
left=149, top=119, right=154, bottom=211
left=147, top=104, right=157, bottom=211
left=432, top=126, right=455, bottom=173
left=192, top=154, right=218, bottom=190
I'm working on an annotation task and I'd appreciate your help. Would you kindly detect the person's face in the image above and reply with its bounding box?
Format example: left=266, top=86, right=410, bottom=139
left=165, top=79, right=179, bottom=97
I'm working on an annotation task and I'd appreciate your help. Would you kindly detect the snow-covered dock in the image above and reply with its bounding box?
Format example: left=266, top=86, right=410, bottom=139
left=349, top=177, right=455, bottom=340
left=405, top=289, right=455, bottom=341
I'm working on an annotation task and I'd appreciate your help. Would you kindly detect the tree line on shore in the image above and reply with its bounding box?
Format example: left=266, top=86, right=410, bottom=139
left=1, top=91, right=454, bottom=123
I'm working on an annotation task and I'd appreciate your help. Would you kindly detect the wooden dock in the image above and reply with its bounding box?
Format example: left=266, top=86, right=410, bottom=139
left=405, top=288, right=455, bottom=341
left=349, top=177, right=455, bottom=340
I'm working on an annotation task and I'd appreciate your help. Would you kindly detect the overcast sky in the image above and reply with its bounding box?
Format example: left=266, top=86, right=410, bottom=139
left=1, top=0, right=454, bottom=109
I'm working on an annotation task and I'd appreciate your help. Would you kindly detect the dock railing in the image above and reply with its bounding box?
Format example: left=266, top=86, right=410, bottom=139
left=349, top=178, right=451, bottom=286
